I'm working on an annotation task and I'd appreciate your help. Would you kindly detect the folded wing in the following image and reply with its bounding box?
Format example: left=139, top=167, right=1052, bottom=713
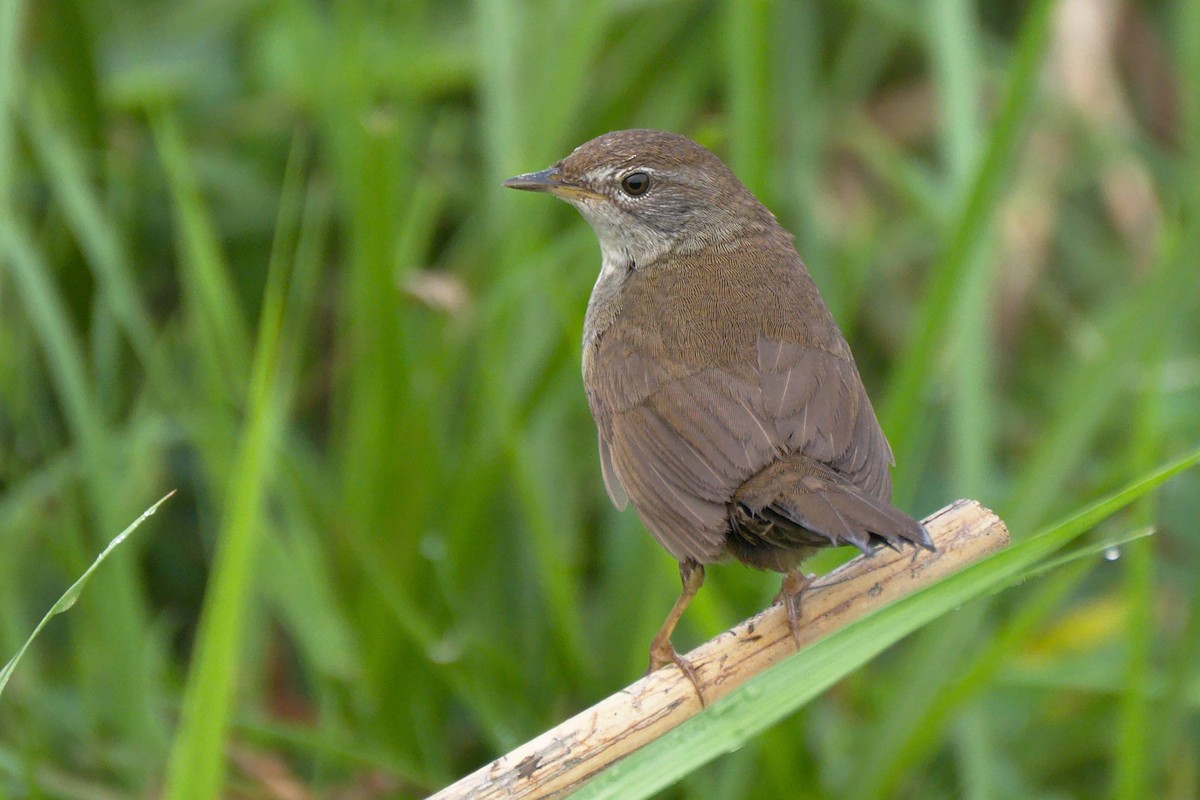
left=590, top=335, right=910, bottom=564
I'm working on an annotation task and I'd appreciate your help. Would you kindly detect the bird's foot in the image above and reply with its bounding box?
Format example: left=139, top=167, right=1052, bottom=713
left=647, top=640, right=705, bottom=706
left=773, top=570, right=813, bottom=649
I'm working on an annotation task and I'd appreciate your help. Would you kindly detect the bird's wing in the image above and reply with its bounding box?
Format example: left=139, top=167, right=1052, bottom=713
left=754, top=337, right=894, bottom=502
left=590, top=336, right=895, bottom=563
left=596, top=431, right=628, bottom=510
left=729, top=339, right=929, bottom=559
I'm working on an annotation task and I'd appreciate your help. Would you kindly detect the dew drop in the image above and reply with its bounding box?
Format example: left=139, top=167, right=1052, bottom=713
left=1104, top=546, right=1121, bottom=562
left=420, top=532, right=447, bottom=561
left=427, top=636, right=463, bottom=664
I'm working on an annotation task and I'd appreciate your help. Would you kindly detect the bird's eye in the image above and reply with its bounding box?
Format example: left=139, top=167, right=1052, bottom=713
left=620, top=172, right=651, bottom=197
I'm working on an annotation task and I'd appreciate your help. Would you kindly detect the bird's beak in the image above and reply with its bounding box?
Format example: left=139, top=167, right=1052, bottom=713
left=502, top=167, right=602, bottom=200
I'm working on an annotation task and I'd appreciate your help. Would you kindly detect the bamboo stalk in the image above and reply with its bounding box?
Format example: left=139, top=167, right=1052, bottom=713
left=430, top=498, right=1009, bottom=800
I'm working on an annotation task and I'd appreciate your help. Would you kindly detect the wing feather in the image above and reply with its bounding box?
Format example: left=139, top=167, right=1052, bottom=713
left=593, top=334, right=898, bottom=563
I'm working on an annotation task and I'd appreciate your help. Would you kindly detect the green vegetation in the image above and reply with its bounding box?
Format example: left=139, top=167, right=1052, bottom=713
left=2, top=1, right=1198, bottom=798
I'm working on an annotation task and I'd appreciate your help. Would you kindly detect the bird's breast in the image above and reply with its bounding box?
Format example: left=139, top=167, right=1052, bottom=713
left=583, top=239, right=846, bottom=412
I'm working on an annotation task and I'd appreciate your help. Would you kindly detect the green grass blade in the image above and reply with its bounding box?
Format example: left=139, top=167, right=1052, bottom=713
left=150, top=109, right=250, bottom=393
left=1, top=147, right=166, bottom=760
left=161, top=136, right=306, bottom=800
left=0, top=0, right=24, bottom=218
left=1113, top=447, right=1157, bottom=799
left=850, top=559, right=1090, bottom=798
left=0, top=492, right=174, bottom=699
left=1114, top=0, right=1200, bottom=790
left=927, top=0, right=994, bottom=500
left=1111, top=253, right=1174, bottom=800
left=1002, top=235, right=1186, bottom=534
left=572, top=446, right=1200, bottom=799
left=1140, top=0, right=1200, bottom=786
left=724, top=0, right=771, bottom=194
left=881, top=0, right=1055, bottom=477
left=24, top=88, right=169, bottom=392
left=0, top=224, right=105, bottom=465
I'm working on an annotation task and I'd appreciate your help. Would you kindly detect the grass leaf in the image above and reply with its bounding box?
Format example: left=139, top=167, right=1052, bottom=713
left=0, top=492, right=174, bottom=700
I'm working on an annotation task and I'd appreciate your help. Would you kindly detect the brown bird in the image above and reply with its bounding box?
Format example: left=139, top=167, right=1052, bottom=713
left=503, top=129, right=932, bottom=692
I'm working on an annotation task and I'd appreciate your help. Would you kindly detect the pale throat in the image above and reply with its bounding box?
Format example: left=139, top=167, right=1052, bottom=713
left=598, top=251, right=627, bottom=284
left=574, top=202, right=670, bottom=278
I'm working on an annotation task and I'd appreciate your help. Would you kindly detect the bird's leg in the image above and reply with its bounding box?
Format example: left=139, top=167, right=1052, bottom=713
left=648, top=559, right=706, bottom=703
left=774, top=569, right=813, bottom=649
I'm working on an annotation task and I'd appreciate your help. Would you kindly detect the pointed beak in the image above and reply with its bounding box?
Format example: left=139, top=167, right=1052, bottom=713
left=502, top=167, right=602, bottom=200
left=502, top=167, right=562, bottom=192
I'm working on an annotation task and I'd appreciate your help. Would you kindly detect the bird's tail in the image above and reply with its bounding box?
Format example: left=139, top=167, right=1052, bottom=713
left=729, top=457, right=933, bottom=570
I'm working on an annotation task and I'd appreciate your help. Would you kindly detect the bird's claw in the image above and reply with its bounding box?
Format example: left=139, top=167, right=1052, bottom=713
left=773, top=570, right=813, bottom=649
left=647, top=642, right=706, bottom=707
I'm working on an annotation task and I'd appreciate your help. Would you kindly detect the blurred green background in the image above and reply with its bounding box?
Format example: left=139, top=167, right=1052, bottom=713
left=2, top=0, right=1200, bottom=797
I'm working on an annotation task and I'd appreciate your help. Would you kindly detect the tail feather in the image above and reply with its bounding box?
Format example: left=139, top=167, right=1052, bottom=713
left=729, top=456, right=932, bottom=571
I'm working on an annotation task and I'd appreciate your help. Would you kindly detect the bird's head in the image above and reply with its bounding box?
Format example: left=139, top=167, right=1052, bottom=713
left=503, top=129, right=776, bottom=271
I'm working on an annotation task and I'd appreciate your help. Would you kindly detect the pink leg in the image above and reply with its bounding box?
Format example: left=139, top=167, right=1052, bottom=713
left=774, top=569, right=813, bottom=649
left=647, top=559, right=706, bottom=704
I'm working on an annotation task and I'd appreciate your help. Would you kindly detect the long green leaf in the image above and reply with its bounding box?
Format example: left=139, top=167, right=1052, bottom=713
left=25, top=88, right=169, bottom=393
left=161, top=134, right=307, bottom=800
left=882, top=0, right=1055, bottom=479
left=0, top=492, right=174, bottom=699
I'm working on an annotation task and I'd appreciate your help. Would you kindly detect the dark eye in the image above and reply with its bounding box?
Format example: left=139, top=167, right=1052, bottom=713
left=620, top=171, right=651, bottom=196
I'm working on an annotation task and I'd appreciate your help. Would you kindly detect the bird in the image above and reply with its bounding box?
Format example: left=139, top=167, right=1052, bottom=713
left=503, top=129, right=932, bottom=695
